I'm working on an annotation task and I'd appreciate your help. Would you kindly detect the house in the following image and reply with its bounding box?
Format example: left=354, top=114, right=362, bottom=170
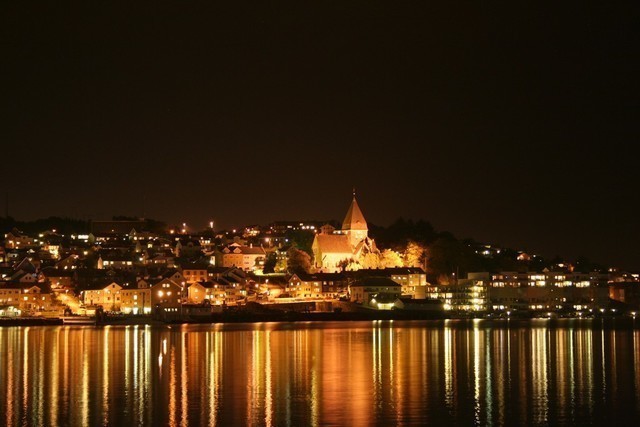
left=18, top=284, right=54, bottom=313
left=350, top=267, right=428, bottom=298
left=180, top=262, right=210, bottom=283
left=151, top=278, right=182, bottom=310
left=82, top=281, right=123, bottom=311
left=386, top=267, right=428, bottom=297
left=0, top=284, right=22, bottom=306
left=287, top=272, right=347, bottom=299
left=161, top=269, right=185, bottom=286
left=4, top=229, right=36, bottom=249
left=41, top=267, right=74, bottom=290
left=174, top=239, right=202, bottom=258
left=218, top=275, right=246, bottom=304
left=9, top=271, right=38, bottom=284
left=98, top=254, right=136, bottom=271
left=187, top=281, right=227, bottom=305
left=349, top=277, right=402, bottom=309
left=120, top=280, right=152, bottom=314
left=56, top=254, right=80, bottom=270
left=215, top=244, right=266, bottom=271
left=148, top=253, right=176, bottom=267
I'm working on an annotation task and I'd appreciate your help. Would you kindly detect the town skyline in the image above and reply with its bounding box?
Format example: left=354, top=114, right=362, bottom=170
left=1, top=193, right=637, bottom=272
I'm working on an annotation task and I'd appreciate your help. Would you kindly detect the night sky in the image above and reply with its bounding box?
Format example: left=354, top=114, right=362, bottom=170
left=2, top=2, right=638, bottom=269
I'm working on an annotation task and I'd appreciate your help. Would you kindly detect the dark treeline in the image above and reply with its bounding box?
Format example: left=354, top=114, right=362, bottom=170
left=0, top=216, right=168, bottom=236
left=369, top=218, right=606, bottom=282
left=0, top=216, right=89, bottom=235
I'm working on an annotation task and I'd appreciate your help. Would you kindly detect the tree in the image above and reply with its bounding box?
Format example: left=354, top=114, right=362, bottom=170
left=404, top=241, right=426, bottom=268
left=285, top=229, right=315, bottom=255
left=263, top=252, right=277, bottom=274
left=286, top=247, right=312, bottom=274
left=359, top=252, right=381, bottom=269
left=573, top=256, right=604, bottom=273
left=380, top=249, right=403, bottom=268
left=426, top=237, right=483, bottom=283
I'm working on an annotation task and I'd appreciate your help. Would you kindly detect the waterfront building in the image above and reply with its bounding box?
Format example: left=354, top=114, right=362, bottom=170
left=82, top=281, right=122, bottom=311
left=0, top=284, right=22, bottom=306
left=120, top=280, right=152, bottom=314
left=350, top=267, right=428, bottom=298
left=187, top=280, right=227, bottom=305
left=425, top=273, right=488, bottom=311
left=6, top=282, right=55, bottom=314
left=427, top=271, right=610, bottom=314
left=486, top=271, right=609, bottom=312
left=349, top=277, right=402, bottom=309
left=150, top=278, right=182, bottom=309
left=287, top=272, right=347, bottom=299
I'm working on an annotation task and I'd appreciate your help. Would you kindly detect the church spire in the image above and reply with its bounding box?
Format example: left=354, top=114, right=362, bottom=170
left=342, top=192, right=368, bottom=232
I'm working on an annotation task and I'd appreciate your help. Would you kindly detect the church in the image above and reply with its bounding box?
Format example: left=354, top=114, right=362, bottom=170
left=312, top=193, right=378, bottom=272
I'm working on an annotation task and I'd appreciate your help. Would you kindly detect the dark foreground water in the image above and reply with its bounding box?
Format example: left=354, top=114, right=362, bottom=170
left=1, top=319, right=640, bottom=426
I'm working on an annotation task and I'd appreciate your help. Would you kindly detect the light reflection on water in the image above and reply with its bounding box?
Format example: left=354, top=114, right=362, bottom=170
left=1, top=320, right=640, bottom=426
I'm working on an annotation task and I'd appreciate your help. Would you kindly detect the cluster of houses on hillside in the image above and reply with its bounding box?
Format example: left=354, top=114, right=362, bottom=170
left=1, top=194, right=640, bottom=319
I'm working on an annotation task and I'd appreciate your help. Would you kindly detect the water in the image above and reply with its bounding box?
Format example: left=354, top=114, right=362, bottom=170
left=1, top=319, right=640, bottom=426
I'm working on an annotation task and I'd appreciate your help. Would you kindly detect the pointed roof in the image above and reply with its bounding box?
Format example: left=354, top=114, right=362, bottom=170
left=342, top=196, right=368, bottom=231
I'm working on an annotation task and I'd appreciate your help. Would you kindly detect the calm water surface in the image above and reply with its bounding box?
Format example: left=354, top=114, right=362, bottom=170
left=1, top=319, right=640, bottom=426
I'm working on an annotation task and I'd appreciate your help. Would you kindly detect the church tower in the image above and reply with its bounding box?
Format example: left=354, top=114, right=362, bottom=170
left=342, top=191, right=368, bottom=248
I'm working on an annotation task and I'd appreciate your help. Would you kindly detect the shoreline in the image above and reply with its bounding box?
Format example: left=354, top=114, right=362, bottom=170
left=1, top=312, right=635, bottom=328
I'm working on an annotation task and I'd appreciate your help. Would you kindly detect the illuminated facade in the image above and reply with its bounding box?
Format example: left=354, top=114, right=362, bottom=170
left=427, top=271, right=610, bottom=313
left=3, top=230, right=36, bottom=249
left=425, top=277, right=488, bottom=312
left=120, top=280, right=152, bottom=314
left=354, top=267, right=428, bottom=298
left=188, top=281, right=227, bottom=305
left=20, top=285, right=54, bottom=313
left=82, top=282, right=122, bottom=311
left=349, top=277, right=402, bottom=309
left=287, top=272, right=347, bottom=299
left=0, top=283, right=51, bottom=314
left=312, top=194, right=371, bottom=272
left=215, top=244, right=266, bottom=271
left=487, top=271, right=609, bottom=312
left=0, top=286, right=21, bottom=305
left=151, top=278, right=182, bottom=309
left=180, top=263, right=209, bottom=283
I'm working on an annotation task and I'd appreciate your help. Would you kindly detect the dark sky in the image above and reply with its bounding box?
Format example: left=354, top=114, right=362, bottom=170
left=2, top=2, right=638, bottom=269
